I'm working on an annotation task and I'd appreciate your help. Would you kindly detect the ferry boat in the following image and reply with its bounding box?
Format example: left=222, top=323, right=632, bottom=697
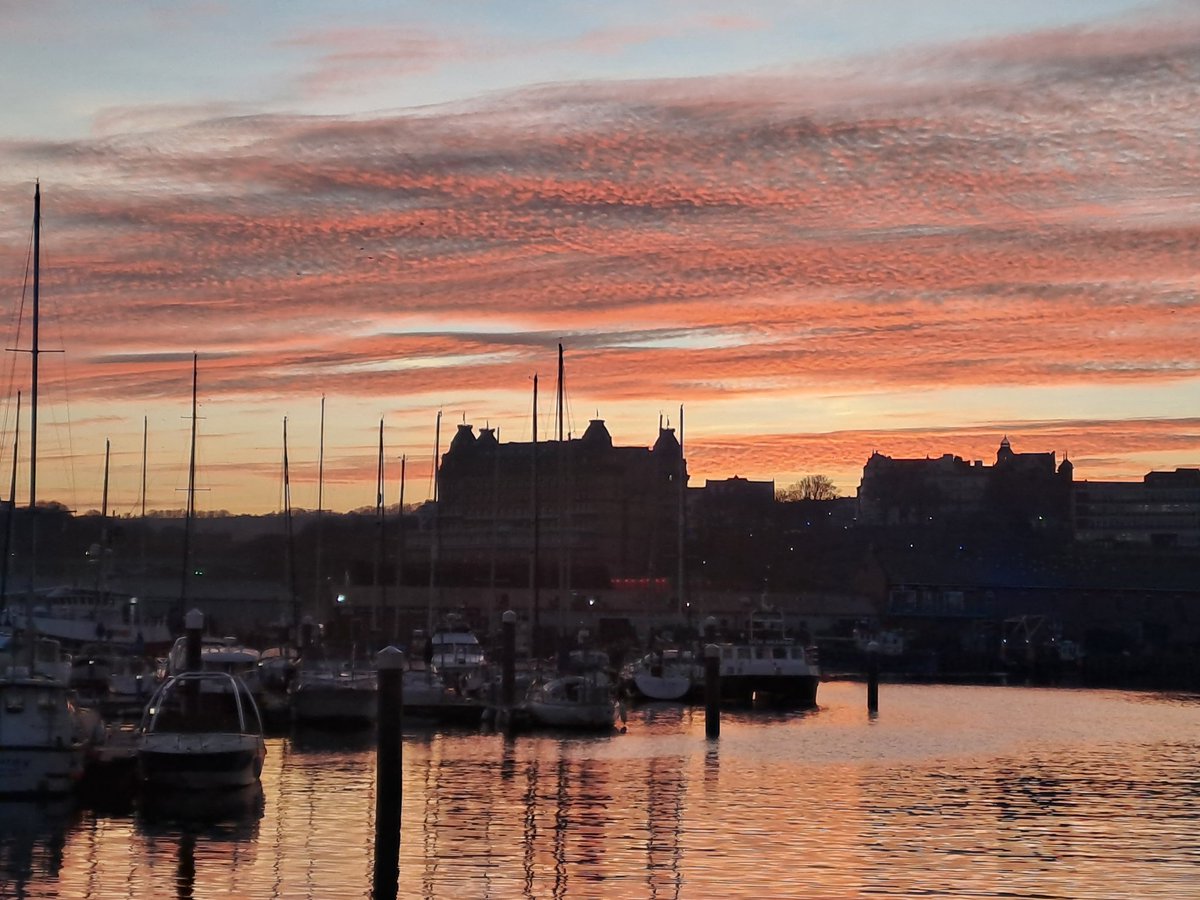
left=716, top=608, right=820, bottom=707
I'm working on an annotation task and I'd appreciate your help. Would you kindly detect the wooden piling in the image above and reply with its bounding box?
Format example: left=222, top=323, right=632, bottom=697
left=374, top=646, right=404, bottom=900
left=704, top=643, right=721, bottom=739
left=866, top=641, right=880, bottom=713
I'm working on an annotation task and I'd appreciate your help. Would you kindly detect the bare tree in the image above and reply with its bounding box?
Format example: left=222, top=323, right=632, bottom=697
left=776, top=474, right=840, bottom=501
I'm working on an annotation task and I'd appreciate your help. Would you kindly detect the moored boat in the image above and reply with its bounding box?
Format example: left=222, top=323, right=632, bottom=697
left=716, top=607, right=820, bottom=707
left=289, top=655, right=378, bottom=728
left=137, top=670, right=266, bottom=790
left=625, top=648, right=700, bottom=702
left=524, top=670, right=619, bottom=731
left=0, top=636, right=93, bottom=796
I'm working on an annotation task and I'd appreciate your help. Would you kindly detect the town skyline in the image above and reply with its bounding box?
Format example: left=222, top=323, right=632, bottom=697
left=2, top=2, right=1198, bottom=515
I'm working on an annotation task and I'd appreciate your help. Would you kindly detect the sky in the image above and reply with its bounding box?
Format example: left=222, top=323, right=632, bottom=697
left=0, top=0, right=1198, bottom=516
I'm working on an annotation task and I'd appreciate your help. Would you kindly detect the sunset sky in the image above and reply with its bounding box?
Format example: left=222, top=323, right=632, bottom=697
left=1, top=0, right=1198, bottom=516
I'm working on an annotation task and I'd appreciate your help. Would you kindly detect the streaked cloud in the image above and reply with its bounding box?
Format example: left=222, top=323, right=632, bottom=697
left=0, top=4, right=1197, bottom=512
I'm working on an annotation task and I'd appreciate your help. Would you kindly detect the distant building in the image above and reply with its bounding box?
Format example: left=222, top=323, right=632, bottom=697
left=1073, top=468, right=1200, bottom=547
left=432, top=419, right=686, bottom=588
left=857, top=436, right=1072, bottom=528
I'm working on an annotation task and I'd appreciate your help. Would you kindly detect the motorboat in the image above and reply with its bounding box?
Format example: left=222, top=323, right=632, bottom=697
left=166, top=635, right=260, bottom=679
left=0, top=636, right=95, bottom=795
left=426, top=622, right=489, bottom=694
left=716, top=607, right=820, bottom=707
left=137, top=670, right=266, bottom=790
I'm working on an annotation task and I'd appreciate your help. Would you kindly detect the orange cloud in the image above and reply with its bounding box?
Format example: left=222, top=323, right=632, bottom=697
left=1, top=13, right=1198, bottom=512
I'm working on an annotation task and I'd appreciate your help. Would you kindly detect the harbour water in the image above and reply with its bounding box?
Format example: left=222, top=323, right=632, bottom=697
left=2, top=681, right=1198, bottom=899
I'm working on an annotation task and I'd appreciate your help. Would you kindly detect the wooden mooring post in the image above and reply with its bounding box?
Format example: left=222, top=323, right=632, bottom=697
left=866, top=641, right=880, bottom=713
left=704, top=643, right=721, bottom=739
left=374, top=646, right=404, bottom=900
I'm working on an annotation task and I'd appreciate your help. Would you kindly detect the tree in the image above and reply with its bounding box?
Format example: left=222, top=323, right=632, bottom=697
left=776, top=474, right=840, bottom=502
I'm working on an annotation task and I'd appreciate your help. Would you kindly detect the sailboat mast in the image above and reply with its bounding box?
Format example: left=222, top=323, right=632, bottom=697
left=555, top=345, right=565, bottom=653
left=178, top=353, right=198, bottom=622
left=283, top=417, right=298, bottom=634
left=139, top=416, right=147, bottom=578
left=313, top=395, right=324, bottom=613
left=98, top=438, right=110, bottom=596
left=531, top=375, right=540, bottom=658
left=0, top=392, right=19, bottom=608
left=677, top=404, right=686, bottom=617
left=394, top=453, right=405, bottom=642
left=427, top=411, right=441, bottom=634
left=30, top=184, right=39, bottom=514
left=373, top=418, right=385, bottom=635
left=28, top=186, right=41, bottom=618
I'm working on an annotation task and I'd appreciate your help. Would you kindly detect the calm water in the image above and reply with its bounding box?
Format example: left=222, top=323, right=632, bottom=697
left=2, top=682, right=1198, bottom=899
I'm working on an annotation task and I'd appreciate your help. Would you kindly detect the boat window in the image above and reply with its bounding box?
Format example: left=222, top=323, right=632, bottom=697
left=754, top=648, right=767, bottom=660
left=736, top=648, right=751, bottom=660
left=772, top=647, right=787, bottom=660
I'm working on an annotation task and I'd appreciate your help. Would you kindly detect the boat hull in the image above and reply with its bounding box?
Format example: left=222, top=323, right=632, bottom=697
left=139, top=733, right=265, bottom=790
left=0, top=745, right=84, bottom=796
left=525, top=699, right=616, bottom=730
left=290, top=685, right=377, bottom=728
left=719, top=673, right=819, bottom=707
left=632, top=670, right=692, bottom=702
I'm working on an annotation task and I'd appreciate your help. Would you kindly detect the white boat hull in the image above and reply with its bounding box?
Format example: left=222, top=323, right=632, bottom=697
left=525, top=675, right=617, bottom=731
left=632, top=670, right=692, bottom=702
left=0, top=673, right=89, bottom=796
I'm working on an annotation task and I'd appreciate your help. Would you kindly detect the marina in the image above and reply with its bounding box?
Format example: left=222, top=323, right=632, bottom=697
left=1, top=681, right=1197, bottom=898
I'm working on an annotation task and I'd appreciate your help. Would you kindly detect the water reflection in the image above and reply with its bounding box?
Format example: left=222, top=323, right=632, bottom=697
left=0, top=798, right=74, bottom=895
left=3, top=685, right=1199, bottom=899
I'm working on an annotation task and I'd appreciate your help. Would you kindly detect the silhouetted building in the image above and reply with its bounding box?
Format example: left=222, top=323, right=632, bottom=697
left=1074, top=468, right=1200, bottom=547
left=857, top=436, right=1072, bottom=530
left=432, top=419, right=687, bottom=588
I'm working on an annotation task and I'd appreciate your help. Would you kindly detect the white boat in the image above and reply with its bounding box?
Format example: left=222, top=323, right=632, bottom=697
left=0, top=636, right=93, bottom=795
left=166, top=635, right=260, bottom=679
left=627, top=648, right=699, bottom=702
left=5, top=585, right=172, bottom=652
left=138, top=670, right=266, bottom=790
left=400, top=667, right=483, bottom=726
left=716, top=607, right=820, bottom=707
left=289, top=658, right=377, bottom=728
left=524, top=671, right=618, bottom=731
left=429, top=625, right=488, bottom=692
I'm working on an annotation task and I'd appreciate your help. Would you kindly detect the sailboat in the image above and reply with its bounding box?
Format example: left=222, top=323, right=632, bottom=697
left=0, top=183, right=92, bottom=795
